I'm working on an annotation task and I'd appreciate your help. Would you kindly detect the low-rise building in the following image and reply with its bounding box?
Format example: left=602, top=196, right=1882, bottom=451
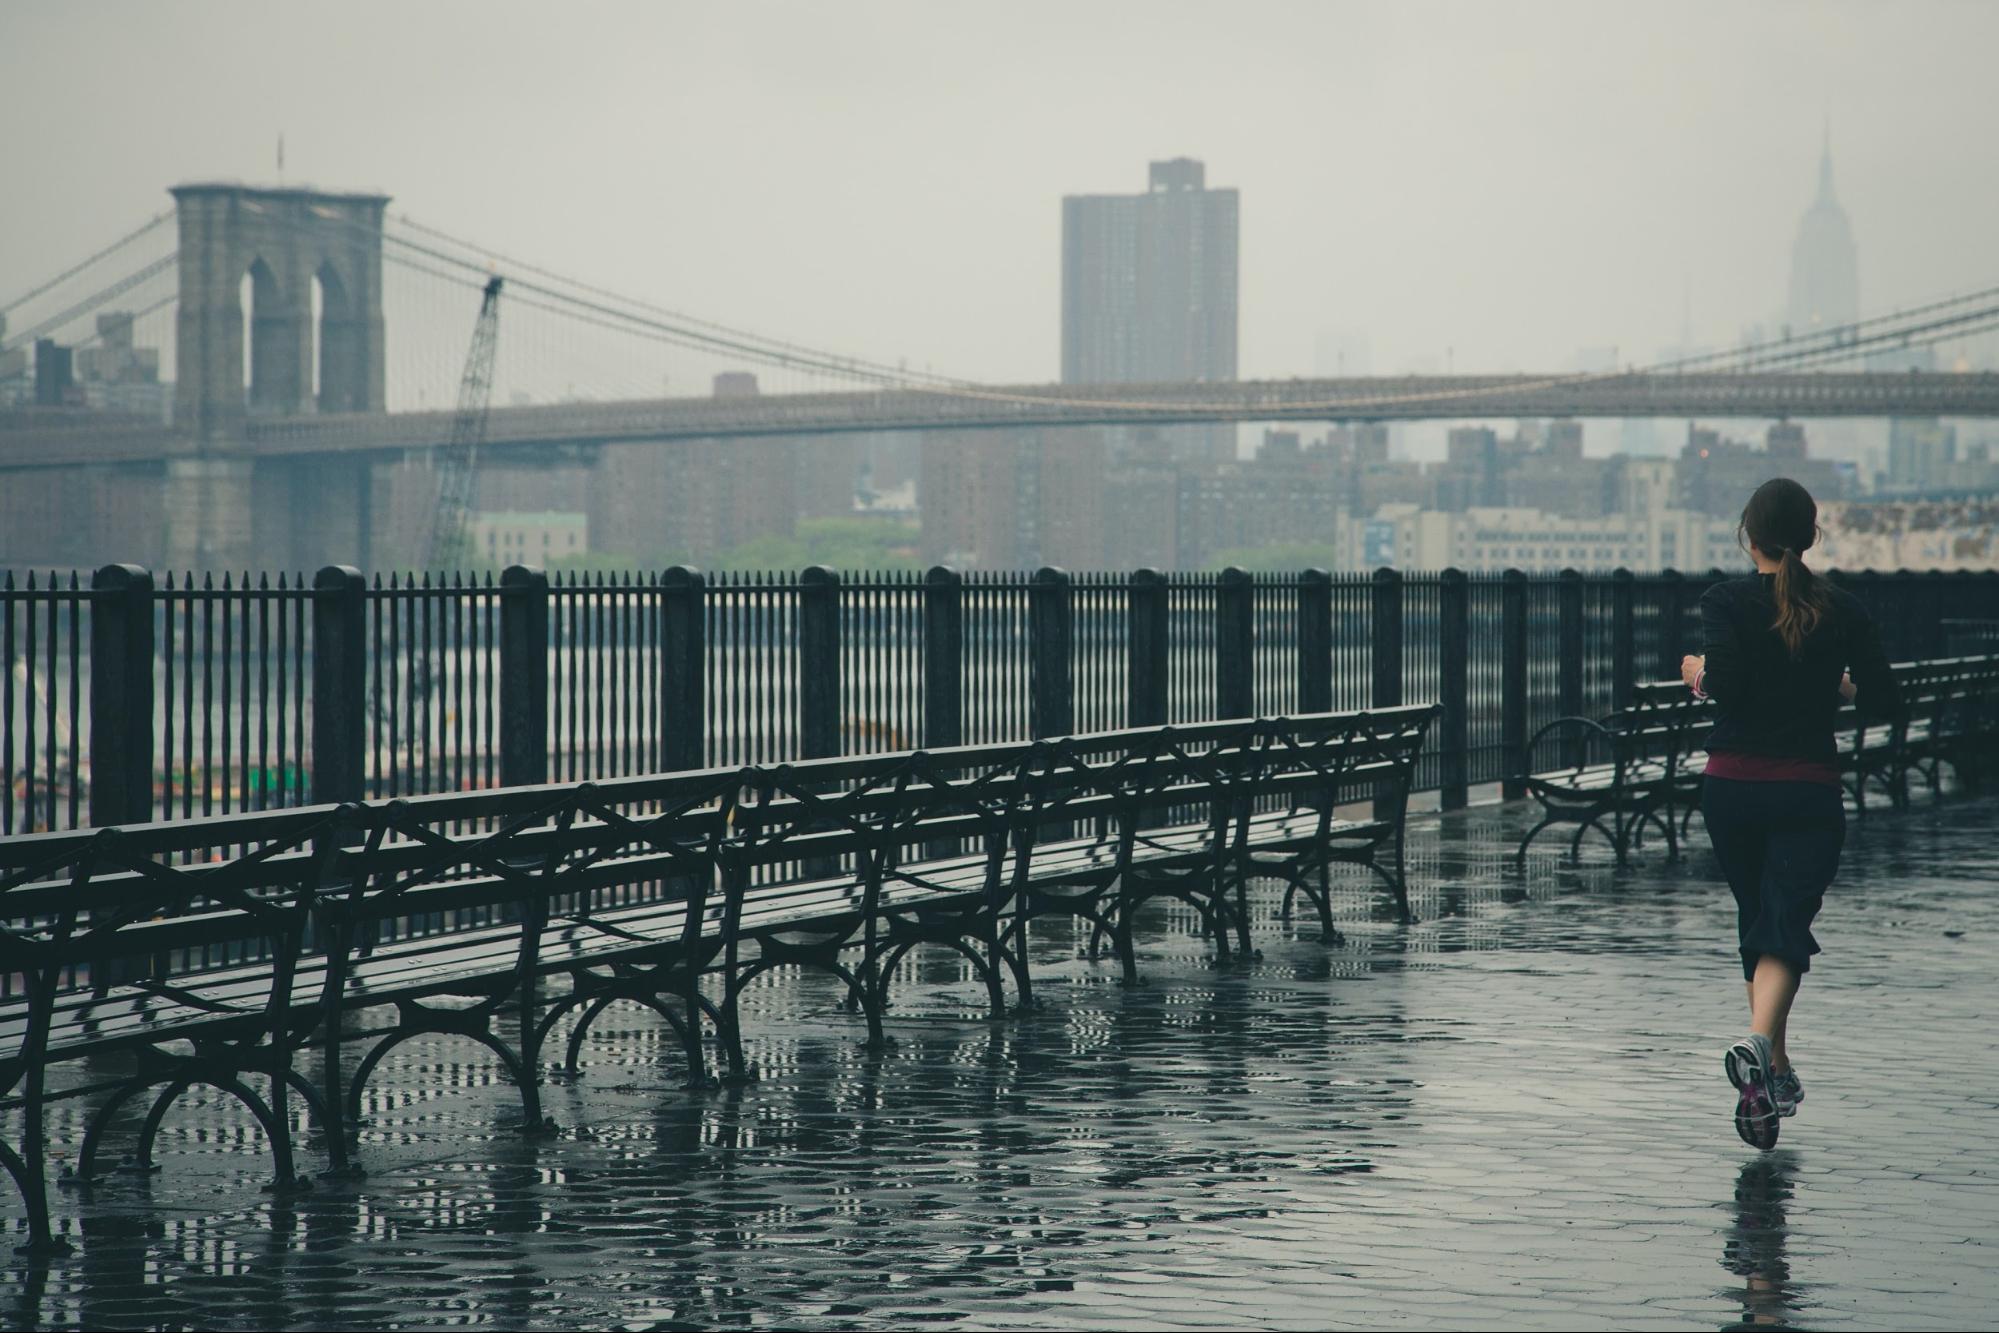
left=1356, top=502, right=1738, bottom=572
left=468, top=511, right=588, bottom=566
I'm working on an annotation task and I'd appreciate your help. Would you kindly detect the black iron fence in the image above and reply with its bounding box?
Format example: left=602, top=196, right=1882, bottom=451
left=5, top=563, right=1998, bottom=835
left=1944, top=618, right=1999, bottom=657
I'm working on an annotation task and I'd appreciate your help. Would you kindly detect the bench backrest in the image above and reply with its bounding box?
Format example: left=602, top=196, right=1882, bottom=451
left=1250, top=705, right=1439, bottom=820
left=0, top=806, right=351, bottom=998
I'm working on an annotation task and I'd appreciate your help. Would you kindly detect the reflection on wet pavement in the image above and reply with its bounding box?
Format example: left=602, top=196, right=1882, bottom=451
left=1723, top=1153, right=1800, bottom=1329
left=6, top=794, right=1998, bottom=1329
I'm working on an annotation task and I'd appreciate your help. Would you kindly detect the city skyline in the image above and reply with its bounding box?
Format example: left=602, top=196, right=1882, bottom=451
left=4, top=2, right=1997, bottom=390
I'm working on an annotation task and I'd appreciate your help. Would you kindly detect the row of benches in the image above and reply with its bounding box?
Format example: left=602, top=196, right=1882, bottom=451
left=0, top=704, right=1436, bottom=1254
left=1517, top=655, right=1999, bottom=865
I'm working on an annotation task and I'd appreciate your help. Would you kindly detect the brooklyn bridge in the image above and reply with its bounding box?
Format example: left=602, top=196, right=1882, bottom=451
left=6, top=182, right=1999, bottom=571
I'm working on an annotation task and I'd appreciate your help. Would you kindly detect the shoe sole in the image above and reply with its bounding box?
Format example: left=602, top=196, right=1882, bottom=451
left=1725, top=1041, right=1781, bottom=1150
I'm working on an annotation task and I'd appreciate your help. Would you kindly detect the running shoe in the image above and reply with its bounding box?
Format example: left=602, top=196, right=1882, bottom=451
left=1725, top=1033, right=1781, bottom=1150
left=1772, top=1067, right=1803, bottom=1118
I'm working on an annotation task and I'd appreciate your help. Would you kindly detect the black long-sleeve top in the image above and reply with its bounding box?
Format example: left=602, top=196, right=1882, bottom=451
left=1698, top=574, right=1904, bottom=763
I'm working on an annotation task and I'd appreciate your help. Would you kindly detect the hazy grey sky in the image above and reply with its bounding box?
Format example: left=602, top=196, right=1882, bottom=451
left=4, top=0, right=1996, bottom=385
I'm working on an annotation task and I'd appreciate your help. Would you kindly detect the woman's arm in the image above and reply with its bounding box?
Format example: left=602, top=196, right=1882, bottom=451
left=1696, top=586, right=1743, bottom=705
left=1845, top=603, right=1905, bottom=721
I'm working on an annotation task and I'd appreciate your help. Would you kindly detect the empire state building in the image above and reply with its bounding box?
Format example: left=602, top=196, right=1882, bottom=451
left=1787, top=134, right=1859, bottom=334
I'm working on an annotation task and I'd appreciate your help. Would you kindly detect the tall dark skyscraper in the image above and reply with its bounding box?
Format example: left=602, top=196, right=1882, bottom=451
left=1062, top=158, right=1239, bottom=463
left=1787, top=131, right=1858, bottom=335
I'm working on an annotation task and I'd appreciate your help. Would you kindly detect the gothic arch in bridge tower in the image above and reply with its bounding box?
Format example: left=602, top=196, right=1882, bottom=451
left=171, top=183, right=389, bottom=439
left=239, top=256, right=301, bottom=415
left=314, top=260, right=367, bottom=414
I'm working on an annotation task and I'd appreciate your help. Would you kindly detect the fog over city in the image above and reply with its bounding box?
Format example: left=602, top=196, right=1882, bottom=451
left=3, top=1, right=1997, bottom=577
left=6, top=1, right=1998, bottom=384
left=13, top=8, right=1999, bottom=1330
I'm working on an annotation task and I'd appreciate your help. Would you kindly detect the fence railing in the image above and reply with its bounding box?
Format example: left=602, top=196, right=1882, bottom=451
left=1943, top=618, right=1999, bottom=658
left=5, top=563, right=1997, bottom=834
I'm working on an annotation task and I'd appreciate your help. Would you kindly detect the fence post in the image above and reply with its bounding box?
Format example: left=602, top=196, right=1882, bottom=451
left=1029, top=567, right=1074, bottom=739
left=922, top=566, right=963, bottom=750
left=798, top=565, right=841, bottom=760
left=1611, top=567, right=1635, bottom=708
left=497, top=566, right=549, bottom=788
left=88, top=563, right=154, bottom=829
left=1854, top=569, right=1881, bottom=654
left=1371, top=567, right=1403, bottom=820
left=1895, top=569, right=1919, bottom=661
left=1558, top=567, right=1585, bottom=716
left=1370, top=567, right=1402, bottom=710
left=1502, top=567, right=1528, bottom=799
left=1558, top=568, right=1586, bottom=767
left=1127, top=568, right=1168, bottom=728
left=311, top=565, right=367, bottom=806
left=1658, top=568, right=1687, bottom=680
left=1438, top=567, right=1469, bottom=810
left=1924, top=570, right=1947, bottom=658
left=659, top=567, right=706, bottom=771
left=1297, top=569, right=1332, bottom=715
left=1216, top=566, right=1254, bottom=720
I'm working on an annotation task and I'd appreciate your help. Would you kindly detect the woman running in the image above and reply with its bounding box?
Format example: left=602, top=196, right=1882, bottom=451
left=1680, top=477, right=1901, bottom=1150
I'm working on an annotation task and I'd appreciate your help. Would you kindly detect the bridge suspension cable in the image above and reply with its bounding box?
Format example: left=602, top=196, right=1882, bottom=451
left=378, top=231, right=968, bottom=390
left=0, top=208, right=174, bottom=317
left=377, top=244, right=933, bottom=389
left=0, top=252, right=180, bottom=355
left=392, top=214, right=977, bottom=389
left=1644, top=281, right=1999, bottom=375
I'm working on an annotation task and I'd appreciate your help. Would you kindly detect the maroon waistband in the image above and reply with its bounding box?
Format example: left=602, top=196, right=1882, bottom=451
left=1704, top=750, right=1842, bottom=788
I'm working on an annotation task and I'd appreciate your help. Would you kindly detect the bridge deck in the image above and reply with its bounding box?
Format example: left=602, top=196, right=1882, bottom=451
left=6, top=370, right=1999, bottom=469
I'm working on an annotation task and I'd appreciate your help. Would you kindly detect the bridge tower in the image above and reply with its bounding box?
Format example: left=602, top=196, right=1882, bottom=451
left=170, top=182, right=389, bottom=437
left=166, top=183, right=389, bottom=570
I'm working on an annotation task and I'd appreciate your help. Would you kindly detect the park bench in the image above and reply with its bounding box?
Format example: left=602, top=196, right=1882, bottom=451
left=1514, top=683, right=1702, bottom=866
left=0, top=804, right=351, bottom=1255
left=0, top=771, right=749, bottom=1254
left=1839, top=656, right=1999, bottom=810
left=1240, top=707, right=1436, bottom=933
left=1514, top=654, right=1999, bottom=866
left=994, top=706, right=1435, bottom=994
left=0, top=705, right=1436, bottom=1255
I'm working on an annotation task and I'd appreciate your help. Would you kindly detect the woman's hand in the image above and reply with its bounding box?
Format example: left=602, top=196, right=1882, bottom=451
left=1839, top=672, right=1857, bottom=702
left=1681, top=654, right=1705, bottom=692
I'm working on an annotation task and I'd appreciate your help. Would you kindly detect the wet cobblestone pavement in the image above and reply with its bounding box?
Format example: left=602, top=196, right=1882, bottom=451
left=6, top=793, right=1998, bottom=1330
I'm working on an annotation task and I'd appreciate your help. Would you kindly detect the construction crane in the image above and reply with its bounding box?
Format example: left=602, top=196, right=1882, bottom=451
left=418, top=274, right=503, bottom=571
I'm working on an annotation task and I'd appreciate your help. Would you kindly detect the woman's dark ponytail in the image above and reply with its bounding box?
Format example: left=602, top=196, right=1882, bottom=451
left=1740, top=478, right=1829, bottom=659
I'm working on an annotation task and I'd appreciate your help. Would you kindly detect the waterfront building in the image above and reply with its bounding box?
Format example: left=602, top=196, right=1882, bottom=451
left=917, top=427, right=1106, bottom=570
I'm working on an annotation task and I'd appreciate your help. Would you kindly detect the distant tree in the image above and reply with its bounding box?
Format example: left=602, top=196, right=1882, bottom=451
left=1204, top=542, right=1346, bottom=573
left=712, top=517, right=922, bottom=574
